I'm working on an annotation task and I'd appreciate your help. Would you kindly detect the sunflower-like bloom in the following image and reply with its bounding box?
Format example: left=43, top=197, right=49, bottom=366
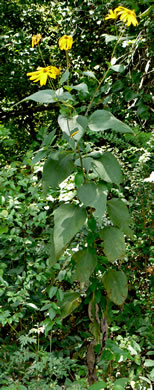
left=32, top=34, right=42, bottom=48
left=115, top=6, right=138, bottom=26
left=27, top=66, right=61, bottom=86
left=105, top=9, right=118, bottom=20
left=59, top=35, right=73, bottom=50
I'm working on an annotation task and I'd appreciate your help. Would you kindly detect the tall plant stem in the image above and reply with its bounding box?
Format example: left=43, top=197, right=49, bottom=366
left=65, top=50, right=69, bottom=85
left=85, top=27, right=126, bottom=116
left=38, top=333, right=39, bottom=352
left=77, top=143, right=86, bottom=182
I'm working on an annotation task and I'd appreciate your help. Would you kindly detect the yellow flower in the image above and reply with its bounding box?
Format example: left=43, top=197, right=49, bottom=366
left=115, top=6, right=138, bottom=26
left=105, top=9, right=117, bottom=20
left=59, top=35, right=73, bottom=51
left=32, top=34, right=42, bottom=48
left=27, top=66, right=61, bottom=86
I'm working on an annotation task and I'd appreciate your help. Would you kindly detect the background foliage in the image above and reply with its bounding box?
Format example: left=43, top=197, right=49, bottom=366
left=0, top=0, right=153, bottom=389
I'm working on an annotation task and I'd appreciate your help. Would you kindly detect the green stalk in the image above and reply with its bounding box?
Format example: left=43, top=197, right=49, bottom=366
left=77, top=143, right=86, bottom=182
left=85, top=26, right=126, bottom=116
left=65, top=50, right=69, bottom=85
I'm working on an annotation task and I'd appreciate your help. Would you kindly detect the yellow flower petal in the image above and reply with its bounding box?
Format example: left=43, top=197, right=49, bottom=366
left=115, top=7, right=138, bottom=26
left=105, top=9, right=117, bottom=20
left=59, top=35, right=73, bottom=51
left=27, top=66, right=61, bottom=85
left=32, top=34, right=42, bottom=48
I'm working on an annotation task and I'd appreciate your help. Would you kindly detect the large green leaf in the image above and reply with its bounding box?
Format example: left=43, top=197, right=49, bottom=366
left=103, top=269, right=128, bottom=305
left=89, top=381, right=106, bottom=390
left=100, top=227, right=125, bottom=263
left=22, top=89, right=57, bottom=103
left=75, top=156, right=94, bottom=172
left=43, top=151, right=74, bottom=188
left=72, top=248, right=97, bottom=282
left=53, top=204, right=87, bottom=259
left=91, top=152, right=122, bottom=184
left=107, top=198, right=132, bottom=236
left=58, top=114, right=88, bottom=141
left=21, top=88, right=74, bottom=104
left=114, top=378, right=129, bottom=388
left=88, top=109, right=133, bottom=133
left=59, top=292, right=81, bottom=320
left=77, top=183, right=108, bottom=218
left=70, top=82, right=89, bottom=94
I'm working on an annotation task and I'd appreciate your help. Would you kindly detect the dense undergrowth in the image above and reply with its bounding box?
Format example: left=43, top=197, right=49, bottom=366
left=0, top=0, right=153, bottom=389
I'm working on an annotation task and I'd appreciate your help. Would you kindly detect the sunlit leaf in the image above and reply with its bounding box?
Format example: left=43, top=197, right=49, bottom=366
left=78, top=182, right=108, bottom=218
left=91, top=152, right=122, bottom=184
left=88, top=109, right=133, bottom=133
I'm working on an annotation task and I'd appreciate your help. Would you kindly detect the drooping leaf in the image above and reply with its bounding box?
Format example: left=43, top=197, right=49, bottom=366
left=100, top=227, right=125, bottom=263
left=70, top=82, right=89, bottom=94
left=91, top=152, right=122, bottom=184
left=77, top=183, right=108, bottom=218
left=111, top=64, right=125, bottom=73
left=59, top=69, right=69, bottom=85
left=59, top=292, right=81, bottom=320
left=58, top=114, right=88, bottom=141
left=107, top=198, right=133, bottom=236
left=21, top=88, right=74, bottom=105
left=22, top=89, right=57, bottom=103
left=53, top=204, right=87, bottom=259
left=88, top=109, right=133, bottom=133
left=103, top=269, right=128, bottom=305
left=43, top=151, right=74, bottom=188
left=72, top=248, right=97, bottom=282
